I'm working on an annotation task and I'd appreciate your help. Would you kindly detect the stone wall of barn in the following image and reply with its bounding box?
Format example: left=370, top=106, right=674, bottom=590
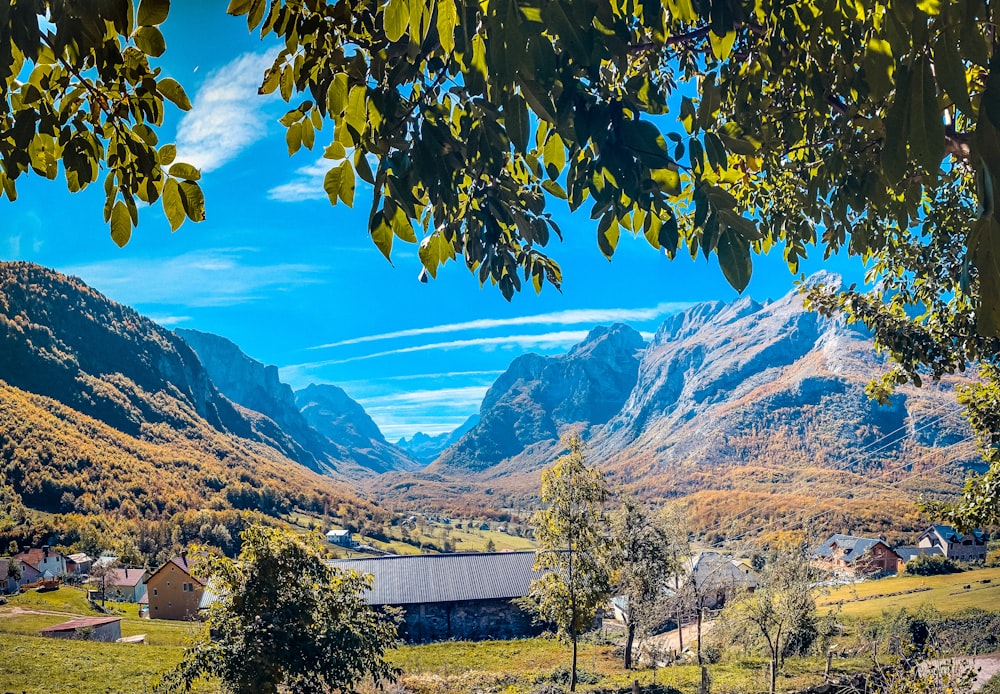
left=399, top=598, right=541, bottom=642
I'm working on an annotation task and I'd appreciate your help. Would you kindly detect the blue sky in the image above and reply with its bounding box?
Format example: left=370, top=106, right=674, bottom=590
left=3, top=5, right=864, bottom=440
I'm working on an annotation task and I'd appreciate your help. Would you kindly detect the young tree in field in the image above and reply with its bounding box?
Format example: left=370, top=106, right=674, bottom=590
left=609, top=494, right=676, bottom=670
left=720, top=548, right=817, bottom=694
left=88, top=556, right=120, bottom=607
left=523, top=435, right=612, bottom=692
left=161, top=525, right=400, bottom=694
left=659, top=502, right=693, bottom=656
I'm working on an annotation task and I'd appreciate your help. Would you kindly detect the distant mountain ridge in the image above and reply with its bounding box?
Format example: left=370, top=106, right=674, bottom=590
left=0, top=262, right=375, bottom=521
left=375, top=275, right=974, bottom=540
left=396, top=415, right=480, bottom=464
left=431, top=323, right=646, bottom=472
left=177, top=329, right=420, bottom=477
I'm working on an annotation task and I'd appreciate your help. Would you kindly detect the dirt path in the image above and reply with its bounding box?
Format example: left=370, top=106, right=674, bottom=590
left=925, top=653, right=1000, bottom=692
left=0, top=605, right=80, bottom=619
left=643, top=620, right=716, bottom=656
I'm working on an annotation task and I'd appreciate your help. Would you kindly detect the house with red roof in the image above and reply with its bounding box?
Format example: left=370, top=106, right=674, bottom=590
left=15, top=546, right=67, bottom=578
left=147, top=555, right=203, bottom=620
left=39, top=616, right=122, bottom=642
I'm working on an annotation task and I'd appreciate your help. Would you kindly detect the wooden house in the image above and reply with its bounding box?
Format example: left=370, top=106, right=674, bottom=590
left=813, top=534, right=901, bottom=576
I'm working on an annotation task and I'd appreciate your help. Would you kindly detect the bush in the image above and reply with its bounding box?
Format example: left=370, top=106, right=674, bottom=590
left=981, top=673, right=1000, bottom=694
left=902, top=554, right=961, bottom=576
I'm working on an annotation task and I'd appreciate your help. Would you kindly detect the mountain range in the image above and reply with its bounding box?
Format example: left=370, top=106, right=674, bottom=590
left=0, top=262, right=978, bottom=540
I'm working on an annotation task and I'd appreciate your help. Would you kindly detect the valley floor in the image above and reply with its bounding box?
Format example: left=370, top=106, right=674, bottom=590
left=3, top=569, right=1000, bottom=693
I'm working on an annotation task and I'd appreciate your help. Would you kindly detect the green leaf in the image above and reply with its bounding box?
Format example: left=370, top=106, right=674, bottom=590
left=110, top=200, right=132, bottom=247
left=717, top=227, right=751, bottom=292
left=324, top=142, right=346, bottom=160
left=179, top=181, right=206, bottom=221
left=881, top=64, right=910, bottom=183
left=328, top=73, right=349, bottom=115
left=158, top=78, right=191, bottom=110
left=286, top=121, right=303, bottom=155
left=158, top=144, right=176, bottom=166
left=541, top=179, right=567, bottom=199
left=133, top=26, right=166, bottom=57
left=168, top=162, right=201, bottom=181
left=137, top=0, right=170, bottom=26
left=437, top=0, right=458, bottom=54
left=371, top=215, right=394, bottom=260
left=933, top=29, right=971, bottom=114
left=226, top=0, right=253, bottom=15
left=384, top=0, right=409, bottom=42
left=543, top=132, right=566, bottom=180
left=338, top=161, right=355, bottom=206
left=323, top=166, right=343, bottom=206
left=651, top=168, right=681, bottom=196
left=597, top=209, right=619, bottom=259
left=390, top=206, right=416, bottom=242
left=161, top=178, right=184, bottom=231
left=910, top=55, right=944, bottom=173
left=418, top=230, right=454, bottom=278
left=973, top=217, right=1000, bottom=336
left=505, top=93, right=530, bottom=154
left=709, top=29, right=736, bottom=60
left=516, top=76, right=557, bottom=123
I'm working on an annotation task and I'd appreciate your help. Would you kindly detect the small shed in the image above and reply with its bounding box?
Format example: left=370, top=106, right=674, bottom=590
left=40, top=616, right=122, bottom=642
left=66, top=553, right=93, bottom=575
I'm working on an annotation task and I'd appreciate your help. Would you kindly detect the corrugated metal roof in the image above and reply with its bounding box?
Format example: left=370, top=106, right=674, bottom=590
left=40, top=616, right=120, bottom=632
left=327, top=551, right=541, bottom=606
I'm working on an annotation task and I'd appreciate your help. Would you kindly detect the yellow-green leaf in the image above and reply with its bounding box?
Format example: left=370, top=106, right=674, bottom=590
left=137, top=0, right=170, bottom=26
left=323, top=165, right=343, bottom=205
left=158, top=143, right=177, bottom=166
left=709, top=30, right=736, bottom=60
left=168, top=162, right=201, bottom=181
left=384, top=0, right=409, bottom=42
left=110, top=201, right=132, bottom=247
left=437, top=0, right=458, bottom=54
left=162, top=178, right=184, bottom=231
left=338, top=161, right=355, bottom=206
left=134, top=26, right=166, bottom=57
left=158, top=77, right=191, bottom=110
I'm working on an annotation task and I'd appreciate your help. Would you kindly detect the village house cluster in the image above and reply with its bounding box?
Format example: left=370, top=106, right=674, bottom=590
left=1, top=548, right=205, bottom=624
left=0, top=523, right=989, bottom=646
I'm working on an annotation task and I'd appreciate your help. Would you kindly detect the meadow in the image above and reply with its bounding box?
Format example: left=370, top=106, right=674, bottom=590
left=3, top=567, right=999, bottom=693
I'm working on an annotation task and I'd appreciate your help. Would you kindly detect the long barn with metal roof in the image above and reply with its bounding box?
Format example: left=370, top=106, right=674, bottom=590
left=328, top=551, right=544, bottom=642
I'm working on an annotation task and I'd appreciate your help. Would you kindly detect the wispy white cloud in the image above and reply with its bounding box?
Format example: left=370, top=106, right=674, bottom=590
left=286, top=331, right=591, bottom=370
left=174, top=52, right=274, bottom=172
left=359, top=386, right=489, bottom=409
left=149, top=315, right=192, bottom=327
left=267, top=158, right=329, bottom=202
left=311, top=302, right=689, bottom=350
left=62, top=248, right=324, bottom=308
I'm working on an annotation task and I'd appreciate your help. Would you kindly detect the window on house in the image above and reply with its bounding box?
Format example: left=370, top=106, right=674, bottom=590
left=153, top=588, right=158, bottom=596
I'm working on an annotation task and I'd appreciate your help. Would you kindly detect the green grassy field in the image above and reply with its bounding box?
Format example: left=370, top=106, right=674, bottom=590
left=3, top=566, right=997, bottom=693
left=819, top=566, right=1000, bottom=619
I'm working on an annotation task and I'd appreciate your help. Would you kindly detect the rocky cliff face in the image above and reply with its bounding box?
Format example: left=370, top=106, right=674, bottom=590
left=177, top=330, right=421, bottom=478
left=296, top=384, right=421, bottom=475
left=416, top=276, right=971, bottom=492
left=433, top=324, right=646, bottom=471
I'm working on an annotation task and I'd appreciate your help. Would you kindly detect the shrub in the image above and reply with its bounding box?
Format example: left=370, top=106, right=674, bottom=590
left=902, top=554, right=961, bottom=576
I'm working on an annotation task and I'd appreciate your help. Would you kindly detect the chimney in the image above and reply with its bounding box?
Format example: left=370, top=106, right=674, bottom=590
left=42, top=545, right=49, bottom=558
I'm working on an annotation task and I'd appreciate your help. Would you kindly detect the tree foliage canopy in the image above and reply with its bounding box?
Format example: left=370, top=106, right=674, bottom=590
left=162, top=525, right=400, bottom=694
left=6, top=1, right=1000, bottom=518
left=5, top=0, right=998, bottom=303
